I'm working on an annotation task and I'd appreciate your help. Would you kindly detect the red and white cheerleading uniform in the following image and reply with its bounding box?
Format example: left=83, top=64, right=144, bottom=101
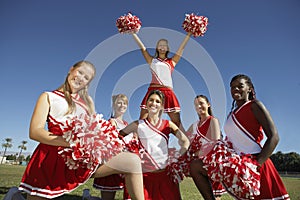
left=93, top=118, right=129, bottom=192
left=140, top=58, right=180, bottom=113
left=19, top=90, right=98, bottom=199
left=125, top=118, right=181, bottom=200
left=188, top=116, right=226, bottom=197
left=224, top=100, right=290, bottom=200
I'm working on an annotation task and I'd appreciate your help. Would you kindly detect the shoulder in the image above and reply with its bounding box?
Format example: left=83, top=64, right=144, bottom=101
left=251, top=99, right=267, bottom=112
left=38, top=92, right=50, bottom=102
left=210, top=116, right=219, bottom=124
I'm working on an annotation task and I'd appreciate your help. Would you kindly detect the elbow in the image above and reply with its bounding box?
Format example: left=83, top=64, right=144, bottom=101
left=29, top=127, right=40, bottom=142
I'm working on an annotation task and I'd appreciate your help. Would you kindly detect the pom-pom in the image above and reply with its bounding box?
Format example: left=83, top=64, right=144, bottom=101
left=58, top=113, right=125, bottom=171
left=182, top=13, right=208, bottom=37
left=202, top=140, right=261, bottom=199
left=116, top=12, right=142, bottom=34
left=166, top=134, right=215, bottom=183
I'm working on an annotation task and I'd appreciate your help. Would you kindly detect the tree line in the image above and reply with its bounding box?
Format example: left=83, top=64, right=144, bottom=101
left=1, top=138, right=27, bottom=164
left=270, top=151, right=300, bottom=172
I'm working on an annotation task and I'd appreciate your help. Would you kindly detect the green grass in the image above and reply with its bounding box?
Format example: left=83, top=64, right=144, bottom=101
left=0, top=165, right=299, bottom=199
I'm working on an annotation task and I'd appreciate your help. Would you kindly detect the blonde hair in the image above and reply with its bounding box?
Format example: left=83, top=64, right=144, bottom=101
left=58, top=60, right=96, bottom=115
left=111, top=94, right=128, bottom=117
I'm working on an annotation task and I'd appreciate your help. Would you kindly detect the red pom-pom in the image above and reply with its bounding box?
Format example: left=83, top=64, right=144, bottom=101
left=202, top=140, right=261, bottom=199
left=182, top=13, right=208, bottom=37
left=58, top=114, right=125, bottom=171
left=116, top=12, right=142, bottom=34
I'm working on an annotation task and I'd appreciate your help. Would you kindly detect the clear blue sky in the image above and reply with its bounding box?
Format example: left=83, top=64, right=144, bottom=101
left=1, top=0, right=299, bottom=154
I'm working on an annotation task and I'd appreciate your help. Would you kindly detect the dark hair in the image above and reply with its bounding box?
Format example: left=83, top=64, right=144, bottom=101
left=229, top=74, right=256, bottom=114
left=154, top=39, right=170, bottom=58
left=195, top=94, right=213, bottom=116
left=146, top=90, right=165, bottom=105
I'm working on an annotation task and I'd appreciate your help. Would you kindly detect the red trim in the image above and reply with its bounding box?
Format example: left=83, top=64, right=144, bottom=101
left=52, top=90, right=89, bottom=114
left=144, top=119, right=168, bottom=143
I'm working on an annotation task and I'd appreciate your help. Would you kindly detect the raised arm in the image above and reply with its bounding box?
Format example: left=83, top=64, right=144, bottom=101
left=252, top=100, right=279, bottom=165
left=29, top=92, right=69, bottom=147
left=172, top=32, right=192, bottom=65
left=169, top=121, right=190, bottom=155
left=132, top=33, right=153, bottom=64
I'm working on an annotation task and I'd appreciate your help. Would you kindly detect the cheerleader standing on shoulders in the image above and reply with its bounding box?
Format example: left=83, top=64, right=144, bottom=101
left=186, top=95, right=226, bottom=200
left=16, top=61, right=144, bottom=200
left=130, top=31, right=191, bottom=131
left=93, top=94, right=134, bottom=200
left=190, top=74, right=290, bottom=200
left=119, top=90, right=190, bottom=200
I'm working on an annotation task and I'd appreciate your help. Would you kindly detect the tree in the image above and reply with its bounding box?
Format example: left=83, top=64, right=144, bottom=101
left=18, top=140, right=27, bottom=162
left=1, top=138, right=13, bottom=164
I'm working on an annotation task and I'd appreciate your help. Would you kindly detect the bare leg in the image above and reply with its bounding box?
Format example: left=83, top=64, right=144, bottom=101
left=101, top=191, right=116, bottom=200
left=168, top=112, right=185, bottom=132
left=139, top=108, right=148, bottom=119
left=94, top=152, right=144, bottom=200
left=190, top=159, right=215, bottom=200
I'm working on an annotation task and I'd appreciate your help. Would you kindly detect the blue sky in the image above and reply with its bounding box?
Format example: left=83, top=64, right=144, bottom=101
left=1, top=0, right=300, bottom=154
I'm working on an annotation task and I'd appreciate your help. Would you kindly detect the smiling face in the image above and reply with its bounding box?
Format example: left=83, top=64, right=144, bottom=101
left=67, top=63, right=95, bottom=93
left=146, top=93, right=164, bottom=115
left=156, top=39, right=169, bottom=55
left=113, top=96, right=128, bottom=116
left=230, top=77, right=252, bottom=103
left=194, top=96, right=210, bottom=116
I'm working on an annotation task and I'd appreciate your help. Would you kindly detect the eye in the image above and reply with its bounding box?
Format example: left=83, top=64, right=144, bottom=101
left=84, top=76, right=90, bottom=81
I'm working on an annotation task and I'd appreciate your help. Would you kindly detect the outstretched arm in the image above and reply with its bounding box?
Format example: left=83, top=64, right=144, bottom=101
left=29, top=92, right=69, bottom=147
left=132, top=33, right=153, bottom=64
left=169, top=121, right=190, bottom=155
left=172, top=32, right=192, bottom=65
left=252, top=100, right=279, bottom=165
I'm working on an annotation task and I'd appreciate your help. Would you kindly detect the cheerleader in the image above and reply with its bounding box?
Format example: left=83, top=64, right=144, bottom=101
left=186, top=95, right=226, bottom=200
left=119, top=90, right=190, bottom=200
left=93, top=94, right=134, bottom=200
left=17, top=61, right=144, bottom=200
left=131, top=32, right=191, bottom=131
left=190, top=74, right=290, bottom=200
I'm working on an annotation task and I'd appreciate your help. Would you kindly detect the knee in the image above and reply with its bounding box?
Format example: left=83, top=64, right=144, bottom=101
left=122, top=153, right=142, bottom=173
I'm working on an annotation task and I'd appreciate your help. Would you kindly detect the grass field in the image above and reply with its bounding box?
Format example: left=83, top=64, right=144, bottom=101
left=1, top=165, right=299, bottom=199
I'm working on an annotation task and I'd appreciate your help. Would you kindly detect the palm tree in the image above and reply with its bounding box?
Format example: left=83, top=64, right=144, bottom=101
left=18, top=140, right=27, bottom=163
left=1, top=138, right=13, bottom=164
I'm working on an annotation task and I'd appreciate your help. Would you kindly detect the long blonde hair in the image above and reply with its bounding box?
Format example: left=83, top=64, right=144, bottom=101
left=58, top=60, right=96, bottom=115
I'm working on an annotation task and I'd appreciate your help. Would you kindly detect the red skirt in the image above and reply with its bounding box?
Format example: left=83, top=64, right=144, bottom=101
left=140, top=86, right=180, bottom=113
left=253, top=158, right=290, bottom=200
left=212, top=181, right=226, bottom=196
left=93, top=174, right=124, bottom=191
left=19, top=144, right=96, bottom=199
left=124, top=170, right=181, bottom=200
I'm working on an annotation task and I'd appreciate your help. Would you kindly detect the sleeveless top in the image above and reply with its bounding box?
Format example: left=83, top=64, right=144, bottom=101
left=150, top=58, right=174, bottom=88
